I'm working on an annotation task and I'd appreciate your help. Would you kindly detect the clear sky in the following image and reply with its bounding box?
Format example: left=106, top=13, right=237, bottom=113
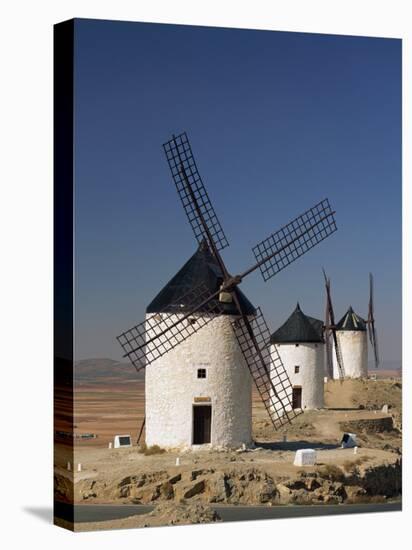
left=74, top=19, right=401, bottom=364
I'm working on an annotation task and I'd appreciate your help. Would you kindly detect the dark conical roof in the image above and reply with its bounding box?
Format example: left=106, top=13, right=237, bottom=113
left=336, top=306, right=366, bottom=331
left=146, top=240, right=256, bottom=315
left=270, top=303, right=324, bottom=344
left=306, top=315, right=324, bottom=339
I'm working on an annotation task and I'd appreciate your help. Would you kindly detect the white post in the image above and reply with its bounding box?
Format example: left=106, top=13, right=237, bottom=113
left=108, top=442, right=112, bottom=449
left=77, top=463, right=82, bottom=472
left=354, top=446, right=358, bottom=455
left=67, top=462, right=71, bottom=471
left=175, top=457, right=180, bottom=466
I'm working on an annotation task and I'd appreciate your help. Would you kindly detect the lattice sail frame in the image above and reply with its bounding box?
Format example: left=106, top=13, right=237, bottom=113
left=368, top=273, right=380, bottom=368
left=232, top=307, right=302, bottom=429
left=252, top=199, right=337, bottom=282
left=324, top=294, right=334, bottom=378
left=332, top=331, right=345, bottom=380
left=323, top=274, right=346, bottom=380
left=163, top=132, right=229, bottom=251
left=117, top=283, right=223, bottom=371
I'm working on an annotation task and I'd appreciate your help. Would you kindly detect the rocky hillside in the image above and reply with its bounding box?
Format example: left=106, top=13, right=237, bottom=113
left=55, top=455, right=401, bottom=509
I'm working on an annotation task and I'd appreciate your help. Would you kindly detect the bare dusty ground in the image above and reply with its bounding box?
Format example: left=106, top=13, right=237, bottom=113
left=55, top=376, right=402, bottom=475
left=54, top=376, right=402, bottom=530
left=69, top=503, right=222, bottom=532
left=62, top=439, right=397, bottom=494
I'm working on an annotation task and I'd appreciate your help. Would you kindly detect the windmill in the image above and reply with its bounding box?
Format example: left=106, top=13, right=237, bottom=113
left=117, top=132, right=338, bottom=445
left=323, top=269, right=345, bottom=380
left=323, top=271, right=379, bottom=380
left=269, top=303, right=326, bottom=411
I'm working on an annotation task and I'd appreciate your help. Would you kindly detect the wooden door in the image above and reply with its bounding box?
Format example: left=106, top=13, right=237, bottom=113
left=193, top=405, right=212, bottom=444
left=292, top=387, right=302, bottom=409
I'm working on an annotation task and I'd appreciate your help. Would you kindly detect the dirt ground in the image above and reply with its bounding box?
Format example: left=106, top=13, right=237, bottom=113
left=54, top=375, right=402, bottom=469
left=54, top=374, right=402, bottom=530
left=66, top=503, right=222, bottom=532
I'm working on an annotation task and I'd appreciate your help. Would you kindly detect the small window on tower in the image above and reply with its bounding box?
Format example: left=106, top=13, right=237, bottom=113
left=295, top=344, right=300, bottom=347
left=197, top=368, right=207, bottom=379
left=294, top=365, right=300, bottom=374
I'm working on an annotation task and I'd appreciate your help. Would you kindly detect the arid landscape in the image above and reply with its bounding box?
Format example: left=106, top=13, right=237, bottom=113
left=54, top=360, right=402, bottom=531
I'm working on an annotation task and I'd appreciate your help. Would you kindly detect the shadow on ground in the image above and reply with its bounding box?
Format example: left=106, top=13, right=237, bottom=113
left=23, top=507, right=53, bottom=524
left=325, top=407, right=362, bottom=411
left=257, top=441, right=339, bottom=451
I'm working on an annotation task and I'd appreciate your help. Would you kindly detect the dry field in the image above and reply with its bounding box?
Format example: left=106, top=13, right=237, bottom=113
left=54, top=377, right=144, bottom=468
left=74, top=379, right=145, bottom=448
left=57, top=373, right=401, bottom=453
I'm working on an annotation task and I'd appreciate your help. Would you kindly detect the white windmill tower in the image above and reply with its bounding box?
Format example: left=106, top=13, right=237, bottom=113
left=270, top=304, right=325, bottom=411
left=323, top=272, right=379, bottom=380
left=117, top=132, right=339, bottom=450
left=332, top=306, right=368, bottom=379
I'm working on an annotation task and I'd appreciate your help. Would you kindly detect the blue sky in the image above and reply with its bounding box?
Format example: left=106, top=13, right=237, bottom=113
left=74, top=19, right=401, bottom=363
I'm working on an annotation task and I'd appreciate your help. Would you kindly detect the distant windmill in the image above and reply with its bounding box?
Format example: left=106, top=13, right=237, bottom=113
left=117, top=132, right=338, bottom=448
left=270, top=303, right=325, bottom=412
left=323, top=271, right=379, bottom=380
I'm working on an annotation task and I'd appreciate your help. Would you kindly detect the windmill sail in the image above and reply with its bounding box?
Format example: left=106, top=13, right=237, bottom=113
left=368, top=272, right=380, bottom=368
left=117, top=282, right=223, bottom=371
left=252, top=199, right=337, bottom=282
left=324, top=292, right=334, bottom=378
left=323, top=270, right=345, bottom=379
left=163, top=132, right=229, bottom=251
left=232, top=307, right=302, bottom=428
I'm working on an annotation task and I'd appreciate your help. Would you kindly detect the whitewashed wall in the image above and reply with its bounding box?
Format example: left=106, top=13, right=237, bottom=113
left=145, top=313, right=252, bottom=450
left=270, top=342, right=325, bottom=411
left=332, top=330, right=368, bottom=379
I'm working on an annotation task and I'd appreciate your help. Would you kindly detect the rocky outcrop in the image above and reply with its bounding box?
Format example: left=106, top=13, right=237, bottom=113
left=361, top=460, right=402, bottom=497
left=58, top=459, right=401, bottom=507
left=181, top=480, right=206, bottom=499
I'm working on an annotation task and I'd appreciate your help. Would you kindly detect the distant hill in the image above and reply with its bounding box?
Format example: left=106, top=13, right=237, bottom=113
left=74, top=358, right=144, bottom=382
left=368, top=360, right=402, bottom=375
left=368, top=360, right=402, bottom=379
